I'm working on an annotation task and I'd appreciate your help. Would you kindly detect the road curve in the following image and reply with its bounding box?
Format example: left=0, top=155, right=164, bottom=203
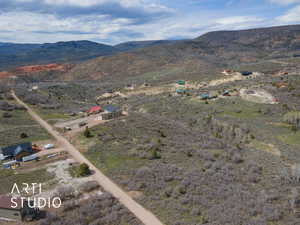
left=11, top=91, right=164, bottom=225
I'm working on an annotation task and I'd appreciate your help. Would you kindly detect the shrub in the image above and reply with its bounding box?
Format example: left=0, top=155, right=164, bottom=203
left=20, top=132, right=28, bottom=139
left=150, top=147, right=161, bottom=160
left=83, top=126, right=92, bottom=138
left=78, top=181, right=99, bottom=193
left=78, top=163, right=91, bottom=177
left=2, top=112, right=12, bottom=118
left=55, top=186, right=76, bottom=201
left=283, top=111, right=300, bottom=130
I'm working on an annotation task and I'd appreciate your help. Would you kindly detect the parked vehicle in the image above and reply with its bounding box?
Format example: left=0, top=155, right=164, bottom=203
left=44, top=144, right=55, bottom=150
left=79, top=121, right=87, bottom=127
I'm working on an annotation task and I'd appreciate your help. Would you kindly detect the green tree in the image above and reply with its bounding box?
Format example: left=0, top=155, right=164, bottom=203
left=83, top=126, right=92, bottom=138
left=77, top=163, right=91, bottom=177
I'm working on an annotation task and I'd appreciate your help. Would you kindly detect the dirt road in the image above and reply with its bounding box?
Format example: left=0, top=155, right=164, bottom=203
left=11, top=91, right=164, bottom=225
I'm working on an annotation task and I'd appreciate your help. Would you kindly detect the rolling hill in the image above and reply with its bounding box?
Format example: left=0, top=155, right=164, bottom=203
left=62, top=24, right=300, bottom=82
left=114, top=40, right=180, bottom=52
left=0, top=40, right=181, bottom=71
left=0, top=41, right=116, bottom=70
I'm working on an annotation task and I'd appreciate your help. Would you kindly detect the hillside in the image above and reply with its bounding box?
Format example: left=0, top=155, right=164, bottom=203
left=195, top=24, right=300, bottom=61
left=62, top=24, right=300, bottom=82
left=114, top=40, right=179, bottom=52
left=0, top=40, right=182, bottom=71
left=0, top=40, right=116, bottom=70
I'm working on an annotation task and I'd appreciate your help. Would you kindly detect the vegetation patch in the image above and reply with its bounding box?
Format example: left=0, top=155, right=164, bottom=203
left=0, top=168, right=55, bottom=194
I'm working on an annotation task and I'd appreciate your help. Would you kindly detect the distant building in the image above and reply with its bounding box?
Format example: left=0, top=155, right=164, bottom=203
left=200, top=93, right=210, bottom=100
left=0, top=195, right=39, bottom=222
left=241, top=71, right=253, bottom=76
left=177, top=80, right=186, bottom=85
left=102, top=105, right=122, bottom=120
left=176, top=89, right=186, bottom=95
left=0, top=143, right=35, bottom=162
left=223, top=90, right=231, bottom=96
left=199, top=92, right=218, bottom=100
left=87, top=106, right=103, bottom=115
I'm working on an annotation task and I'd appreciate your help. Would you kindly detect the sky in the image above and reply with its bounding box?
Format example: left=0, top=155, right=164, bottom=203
left=0, top=0, right=300, bottom=44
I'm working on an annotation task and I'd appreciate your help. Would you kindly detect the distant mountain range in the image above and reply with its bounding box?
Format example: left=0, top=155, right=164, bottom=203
left=0, top=40, right=178, bottom=71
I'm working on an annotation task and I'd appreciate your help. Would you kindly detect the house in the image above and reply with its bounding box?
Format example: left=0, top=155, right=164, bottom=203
left=87, top=106, right=103, bottom=115
left=0, top=195, right=39, bottom=222
left=176, top=89, right=186, bottom=95
left=223, top=90, right=231, bottom=96
left=241, top=71, right=253, bottom=76
left=102, top=105, right=122, bottom=120
left=200, top=92, right=218, bottom=100
left=177, top=80, right=186, bottom=86
left=125, top=84, right=135, bottom=90
left=200, top=93, right=210, bottom=100
left=0, top=143, right=35, bottom=162
left=222, top=70, right=233, bottom=75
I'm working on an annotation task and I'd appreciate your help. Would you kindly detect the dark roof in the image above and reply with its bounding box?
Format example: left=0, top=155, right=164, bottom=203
left=104, top=105, right=120, bottom=113
left=241, top=71, right=253, bottom=76
left=0, top=195, right=23, bottom=210
left=0, top=143, right=33, bottom=157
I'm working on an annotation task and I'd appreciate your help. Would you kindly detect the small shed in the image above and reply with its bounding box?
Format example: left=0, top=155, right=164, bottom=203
left=0, top=195, right=39, bottom=221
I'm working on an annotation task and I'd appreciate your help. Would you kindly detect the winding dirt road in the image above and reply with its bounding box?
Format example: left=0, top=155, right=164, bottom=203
left=11, top=91, right=164, bottom=225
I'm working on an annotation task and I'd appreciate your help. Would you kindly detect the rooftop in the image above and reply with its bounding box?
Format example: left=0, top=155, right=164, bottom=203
left=0, top=195, right=23, bottom=210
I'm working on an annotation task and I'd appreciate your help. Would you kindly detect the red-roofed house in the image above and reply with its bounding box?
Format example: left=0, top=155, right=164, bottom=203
left=87, top=106, right=103, bottom=115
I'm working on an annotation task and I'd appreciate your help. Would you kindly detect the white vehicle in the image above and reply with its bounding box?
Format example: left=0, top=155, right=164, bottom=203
left=44, top=144, right=55, bottom=150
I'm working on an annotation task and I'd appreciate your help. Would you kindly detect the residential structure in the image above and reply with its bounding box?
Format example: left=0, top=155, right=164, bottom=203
left=87, top=106, right=103, bottom=115
left=102, top=105, right=122, bottom=120
left=177, top=80, right=186, bottom=85
left=0, top=195, right=39, bottom=222
left=0, top=143, right=35, bottom=162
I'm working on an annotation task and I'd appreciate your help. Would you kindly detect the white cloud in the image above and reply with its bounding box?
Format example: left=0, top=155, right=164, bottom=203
left=40, top=0, right=174, bottom=14
left=216, top=16, right=264, bottom=26
left=277, top=5, right=300, bottom=22
left=269, top=0, right=300, bottom=5
left=0, top=11, right=134, bottom=43
left=0, top=10, right=271, bottom=44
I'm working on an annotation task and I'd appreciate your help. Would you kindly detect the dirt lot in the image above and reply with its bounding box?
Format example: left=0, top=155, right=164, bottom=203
left=240, top=88, right=278, bottom=104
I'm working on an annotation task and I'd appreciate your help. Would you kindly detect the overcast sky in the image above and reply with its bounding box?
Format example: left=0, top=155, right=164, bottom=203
left=0, top=0, right=300, bottom=44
